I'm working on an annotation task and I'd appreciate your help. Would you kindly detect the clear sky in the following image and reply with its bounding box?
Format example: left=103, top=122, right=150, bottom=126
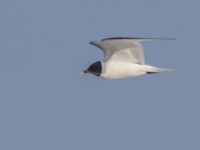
left=0, top=0, right=199, bottom=150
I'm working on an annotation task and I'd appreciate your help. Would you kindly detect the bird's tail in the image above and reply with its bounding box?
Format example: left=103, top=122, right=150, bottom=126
left=145, top=66, right=175, bottom=74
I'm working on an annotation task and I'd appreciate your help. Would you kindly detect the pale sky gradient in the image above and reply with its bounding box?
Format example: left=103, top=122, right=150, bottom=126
left=0, top=0, right=199, bottom=150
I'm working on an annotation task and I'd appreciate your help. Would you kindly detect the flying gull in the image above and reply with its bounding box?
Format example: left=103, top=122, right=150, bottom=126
left=81, top=37, right=175, bottom=79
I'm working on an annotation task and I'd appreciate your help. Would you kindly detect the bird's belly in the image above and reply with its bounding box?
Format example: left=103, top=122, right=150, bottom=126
left=101, top=62, right=146, bottom=79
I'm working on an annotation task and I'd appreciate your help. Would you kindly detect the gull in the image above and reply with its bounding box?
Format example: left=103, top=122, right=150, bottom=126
left=81, top=37, right=175, bottom=79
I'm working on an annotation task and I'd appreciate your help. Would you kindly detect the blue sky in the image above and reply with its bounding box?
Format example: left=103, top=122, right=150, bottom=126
left=0, top=0, right=199, bottom=150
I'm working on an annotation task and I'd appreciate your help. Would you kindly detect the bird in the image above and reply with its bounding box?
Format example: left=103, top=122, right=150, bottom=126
left=81, top=37, right=175, bottom=79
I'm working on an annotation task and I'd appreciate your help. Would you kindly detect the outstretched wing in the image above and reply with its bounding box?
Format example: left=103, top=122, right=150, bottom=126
left=90, top=37, right=175, bottom=64
left=90, top=38, right=145, bottom=64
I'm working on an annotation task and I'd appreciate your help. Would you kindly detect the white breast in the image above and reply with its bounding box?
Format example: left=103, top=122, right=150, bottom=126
left=100, top=61, right=147, bottom=79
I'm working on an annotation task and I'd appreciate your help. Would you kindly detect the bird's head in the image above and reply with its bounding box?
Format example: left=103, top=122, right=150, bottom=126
left=81, top=61, right=102, bottom=77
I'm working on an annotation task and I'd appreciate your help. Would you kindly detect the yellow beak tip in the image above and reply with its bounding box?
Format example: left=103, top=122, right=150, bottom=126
left=80, top=71, right=85, bottom=76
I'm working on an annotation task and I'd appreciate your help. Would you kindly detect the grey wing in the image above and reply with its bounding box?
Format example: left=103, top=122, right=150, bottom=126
left=90, top=38, right=145, bottom=64
left=89, top=41, right=112, bottom=61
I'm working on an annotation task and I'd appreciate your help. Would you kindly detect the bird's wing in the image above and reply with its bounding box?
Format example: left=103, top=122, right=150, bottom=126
left=90, top=38, right=145, bottom=64
left=90, top=37, right=175, bottom=64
